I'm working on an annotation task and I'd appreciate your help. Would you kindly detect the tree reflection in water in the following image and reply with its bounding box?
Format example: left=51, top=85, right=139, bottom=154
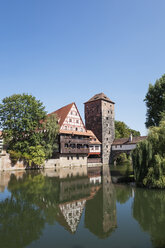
left=115, top=184, right=132, bottom=204
left=133, top=188, right=165, bottom=248
left=0, top=197, right=45, bottom=248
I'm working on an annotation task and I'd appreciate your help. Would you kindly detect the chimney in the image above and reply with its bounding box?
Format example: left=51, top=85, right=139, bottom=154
left=129, top=133, right=133, bottom=142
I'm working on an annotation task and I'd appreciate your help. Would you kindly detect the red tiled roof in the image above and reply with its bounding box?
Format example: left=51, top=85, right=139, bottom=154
left=87, top=130, right=101, bottom=144
left=84, top=93, right=115, bottom=104
left=48, top=103, right=74, bottom=127
left=112, top=136, right=147, bottom=145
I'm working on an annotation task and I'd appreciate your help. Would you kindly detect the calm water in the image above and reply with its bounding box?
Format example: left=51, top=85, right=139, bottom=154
left=0, top=166, right=165, bottom=248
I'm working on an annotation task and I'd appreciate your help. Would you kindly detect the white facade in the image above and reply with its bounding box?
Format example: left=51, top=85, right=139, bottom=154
left=89, top=144, right=101, bottom=153
left=112, top=144, right=136, bottom=151
left=61, top=104, right=85, bottom=132
left=59, top=199, right=86, bottom=233
left=89, top=176, right=101, bottom=184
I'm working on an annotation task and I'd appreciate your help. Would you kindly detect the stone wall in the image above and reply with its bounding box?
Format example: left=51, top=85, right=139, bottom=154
left=84, top=99, right=115, bottom=165
left=85, top=100, right=102, bottom=142
left=0, top=152, right=25, bottom=171
left=101, top=100, right=115, bottom=164
left=0, top=152, right=88, bottom=171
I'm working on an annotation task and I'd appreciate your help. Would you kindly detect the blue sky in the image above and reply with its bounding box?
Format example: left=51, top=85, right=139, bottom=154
left=0, top=0, right=165, bottom=135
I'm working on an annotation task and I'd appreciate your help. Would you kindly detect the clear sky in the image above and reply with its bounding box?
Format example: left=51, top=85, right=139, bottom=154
left=0, top=0, right=165, bottom=135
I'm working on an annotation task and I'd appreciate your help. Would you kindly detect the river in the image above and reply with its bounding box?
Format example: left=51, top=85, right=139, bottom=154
left=0, top=165, right=164, bottom=248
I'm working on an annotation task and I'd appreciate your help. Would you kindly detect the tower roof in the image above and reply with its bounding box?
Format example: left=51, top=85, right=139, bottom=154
left=84, top=93, right=115, bottom=104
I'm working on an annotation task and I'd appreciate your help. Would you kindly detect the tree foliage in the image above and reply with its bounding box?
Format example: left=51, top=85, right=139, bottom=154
left=132, top=120, right=165, bottom=188
left=0, top=94, right=59, bottom=166
left=115, top=120, right=140, bottom=138
left=144, top=74, right=165, bottom=128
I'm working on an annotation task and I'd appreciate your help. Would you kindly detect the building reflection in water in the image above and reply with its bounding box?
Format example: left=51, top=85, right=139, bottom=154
left=55, top=166, right=102, bottom=234
left=0, top=165, right=117, bottom=247
left=85, top=165, right=117, bottom=239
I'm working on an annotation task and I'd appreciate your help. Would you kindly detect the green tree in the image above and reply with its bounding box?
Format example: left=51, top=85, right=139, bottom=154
left=132, top=120, right=165, bottom=188
left=0, top=94, right=59, bottom=166
left=0, top=94, right=46, bottom=153
left=144, top=74, right=165, bottom=128
left=115, top=121, right=140, bottom=138
left=41, top=114, right=59, bottom=159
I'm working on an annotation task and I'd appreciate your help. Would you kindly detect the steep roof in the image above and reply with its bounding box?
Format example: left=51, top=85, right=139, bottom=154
left=113, top=136, right=147, bottom=145
left=84, top=93, right=115, bottom=104
left=48, top=103, right=74, bottom=127
left=87, top=130, right=101, bottom=144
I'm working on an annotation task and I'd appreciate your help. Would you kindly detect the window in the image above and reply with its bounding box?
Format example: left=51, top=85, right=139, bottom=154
left=90, top=145, right=94, bottom=151
left=106, top=145, right=108, bottom=148
left=77, top=144, right=82, bottom=149
left=65, top=126, right=67, bottom=130
left=106, top=117, right=109, bottom=120
left=108, top=111, right=110, bottom=114
left=67, top=156, right=69, bottom=160
left=75, top=127, right=78, bottom=131
left=65, top=143, right=68, bottom=148
left=70, top=126, right=72, bottom=130
left=111, top=111, right=113, bottom=114
left=76, top=120, right=79, bottom=123
left=95, top=146, right=99, bottom=150
left=69, top=119, right=72, bottom=122
left=71, top=156, right=73, bottom=160
left=106, top=138, right=108, bottom=141
left=76, top=155, right=79, bottom=160
left=120, top=145, right=122, bottom=148
left=70, top=144, right=76, bottom=149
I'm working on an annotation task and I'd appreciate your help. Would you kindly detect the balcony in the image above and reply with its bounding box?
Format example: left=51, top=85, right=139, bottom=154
left=61, top=147, right=89, bottom=154
left=60, top=135, right=89, bottom=154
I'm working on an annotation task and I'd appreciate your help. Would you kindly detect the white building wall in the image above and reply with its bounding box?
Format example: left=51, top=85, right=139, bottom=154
left=89, top=145, right=101, bottom=153
left=61, top=104, right=85, bottom=132
left=112, top=144, right=136, bottom=151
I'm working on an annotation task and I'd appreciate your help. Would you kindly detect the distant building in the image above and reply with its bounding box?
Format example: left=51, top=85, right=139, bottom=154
left=0, top=93, right=147, bottom=170
left=112, top=135, right=147, bottom=152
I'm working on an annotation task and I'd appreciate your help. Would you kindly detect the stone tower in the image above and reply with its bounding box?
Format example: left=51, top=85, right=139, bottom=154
left=84, top=93, right=115, bottom=164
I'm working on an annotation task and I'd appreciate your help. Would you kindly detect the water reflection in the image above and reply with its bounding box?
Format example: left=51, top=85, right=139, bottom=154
left=0, top=166, right=165, bottom=248
left=85, top=165, right=117, bottom=239
left=133, top=188, right=165, bottom=248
